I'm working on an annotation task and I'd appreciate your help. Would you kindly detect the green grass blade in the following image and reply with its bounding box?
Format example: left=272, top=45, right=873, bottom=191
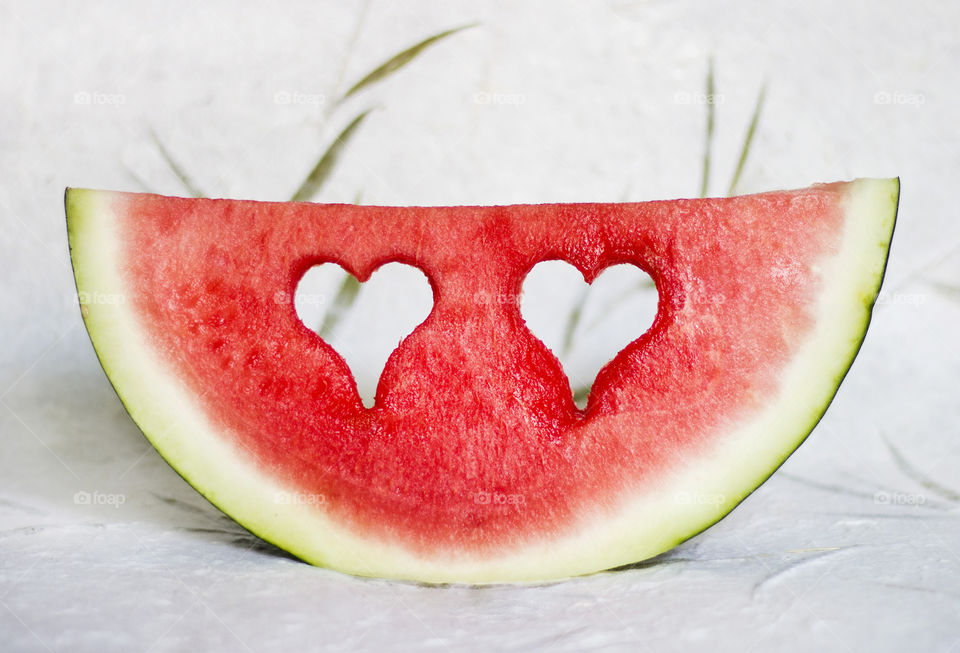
left=930, top=281, right=960, bottom=304
left=561, top=284, right=591, bottom=356
left=149, top=129, right=206, bottom=198
left=331, top=0, right=372, bottom=98
left=700, top=57, right=716, bottom=198
left=315, top=189, right=366, bottom=337
left=338, top=23, right=478, bottom=104
left=884, top=436, right=960, bottom=503
left=123, top=165, right=154, bottom=193
left=290, top=108, right=375, bottom=202
left=727, top=83, right=766, bottom=196
left=317, top=274, right=362, bottom=339
left=572, top=385, right=591, bottom=408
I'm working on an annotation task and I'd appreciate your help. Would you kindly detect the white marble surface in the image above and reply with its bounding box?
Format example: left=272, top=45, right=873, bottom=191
left=2, top=1, right=959, bottom=651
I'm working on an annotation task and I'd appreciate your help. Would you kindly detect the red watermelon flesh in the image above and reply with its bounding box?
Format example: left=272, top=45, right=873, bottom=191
left=66, top=178, right=898, bottom=582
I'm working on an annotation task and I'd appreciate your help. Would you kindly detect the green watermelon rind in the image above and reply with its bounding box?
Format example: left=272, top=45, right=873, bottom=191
left=629, top=177, right=901, bottom=564
left=65, top=178, right=899, bottom=583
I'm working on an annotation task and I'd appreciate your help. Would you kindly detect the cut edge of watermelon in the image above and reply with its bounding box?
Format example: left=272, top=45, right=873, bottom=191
left=66, top=178, right=898, bottom=584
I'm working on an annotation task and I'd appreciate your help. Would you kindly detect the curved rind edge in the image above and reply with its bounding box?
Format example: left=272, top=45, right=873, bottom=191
left=65, top=178, right=899, bottom=584
left=644, top=176, right=900, bottom=558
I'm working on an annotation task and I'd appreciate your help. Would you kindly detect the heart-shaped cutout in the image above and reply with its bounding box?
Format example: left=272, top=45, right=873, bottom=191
left=295, top=262, right=433, bottom=408
left=521, top=261, right=659, bottom=409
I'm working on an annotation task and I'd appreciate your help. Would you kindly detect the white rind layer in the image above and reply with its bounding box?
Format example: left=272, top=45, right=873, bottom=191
left=66, top=178, right=898, bottom=583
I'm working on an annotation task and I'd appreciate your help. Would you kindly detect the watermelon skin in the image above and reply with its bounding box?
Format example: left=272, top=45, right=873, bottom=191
left=66, top=178, right=898, bottom=583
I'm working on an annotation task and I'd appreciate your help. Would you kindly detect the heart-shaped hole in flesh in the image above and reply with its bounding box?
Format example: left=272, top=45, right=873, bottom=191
left=294, top=262, right=433, bottom=408
left=521, top=261, right=659, bottom=409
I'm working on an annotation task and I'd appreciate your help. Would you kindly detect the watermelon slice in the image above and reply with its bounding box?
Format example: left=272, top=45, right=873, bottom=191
left=66, top=178, right=898, bottom=583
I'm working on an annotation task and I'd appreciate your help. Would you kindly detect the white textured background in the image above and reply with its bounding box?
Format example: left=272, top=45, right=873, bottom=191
left=2, top=1, right=959, bottom=651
